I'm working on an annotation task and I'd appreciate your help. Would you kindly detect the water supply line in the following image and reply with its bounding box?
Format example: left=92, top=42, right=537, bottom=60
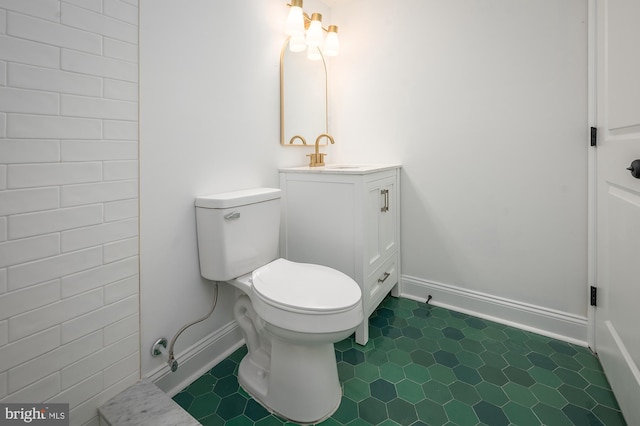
left=166, top=283, right=219, bottom=372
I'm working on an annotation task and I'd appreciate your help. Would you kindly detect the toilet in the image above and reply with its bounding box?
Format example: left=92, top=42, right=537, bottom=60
left=195, top=187, right=363, bottom=424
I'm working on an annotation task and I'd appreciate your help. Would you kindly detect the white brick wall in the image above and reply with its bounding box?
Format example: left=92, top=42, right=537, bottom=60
left=0, top=2, right=140, bottom=425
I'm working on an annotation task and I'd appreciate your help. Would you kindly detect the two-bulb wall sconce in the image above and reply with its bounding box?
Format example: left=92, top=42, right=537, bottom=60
left=285, top=0, right=339, bottom=60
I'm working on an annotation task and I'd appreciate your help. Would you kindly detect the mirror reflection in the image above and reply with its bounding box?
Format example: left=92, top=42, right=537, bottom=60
left=280, top=38, right=328, bottom=146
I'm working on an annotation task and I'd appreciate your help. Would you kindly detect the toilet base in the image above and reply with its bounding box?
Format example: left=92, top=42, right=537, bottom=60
left=238, top=336, right=342, bottom=424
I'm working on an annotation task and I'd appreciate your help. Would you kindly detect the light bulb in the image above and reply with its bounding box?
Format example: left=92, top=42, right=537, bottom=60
left=323, top=25, right=339, bottom=56
left=289, top=33, right=306, bottom=52
left=285, top=0, right=305, bottom=36
left=306, top=13, right=324, bottom=47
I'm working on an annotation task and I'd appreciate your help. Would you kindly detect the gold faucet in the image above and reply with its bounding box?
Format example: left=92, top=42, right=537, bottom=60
left=307, top=133, right=335, bottom=167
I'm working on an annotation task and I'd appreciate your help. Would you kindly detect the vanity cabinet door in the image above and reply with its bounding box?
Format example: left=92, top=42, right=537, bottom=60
left=365, top=176, right=398, bottom=273
left=280, top=178, right=356, bottom=279
left=279, top=166, right=401, bottom=346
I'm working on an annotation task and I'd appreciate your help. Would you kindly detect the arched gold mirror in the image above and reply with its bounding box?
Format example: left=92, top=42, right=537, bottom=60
left=280, top=37, right=328, bottom=146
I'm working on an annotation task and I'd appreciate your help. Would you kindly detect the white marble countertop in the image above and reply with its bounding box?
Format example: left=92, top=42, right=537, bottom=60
left=99, top=379, right=200, bottom=426
left=280, top=164, right=401, bottom=174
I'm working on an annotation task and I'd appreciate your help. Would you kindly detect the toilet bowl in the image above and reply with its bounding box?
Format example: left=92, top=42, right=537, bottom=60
left=231, top=258, right=362, bottom=423
left=195, top=188, right=363, bottom=424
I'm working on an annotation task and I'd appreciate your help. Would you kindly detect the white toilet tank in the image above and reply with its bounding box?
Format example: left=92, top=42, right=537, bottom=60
left=195, top=188, right=281, bottom=281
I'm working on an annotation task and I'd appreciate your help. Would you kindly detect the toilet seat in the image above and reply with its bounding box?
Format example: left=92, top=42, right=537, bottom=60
left=252, top=258, right=361, bottom=314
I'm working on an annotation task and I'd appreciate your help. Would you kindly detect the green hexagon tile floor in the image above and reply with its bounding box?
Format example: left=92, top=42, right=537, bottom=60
left=173, top=296, right=627, bottom=425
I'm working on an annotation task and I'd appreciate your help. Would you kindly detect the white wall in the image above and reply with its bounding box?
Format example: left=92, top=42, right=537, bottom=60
left=331, top=0, right=589, bottom=340
left=0, top=1, right=140, bottom=425
left=0, top=0, right=591, bottom=422
left=138, top=0, right=325, bottom=386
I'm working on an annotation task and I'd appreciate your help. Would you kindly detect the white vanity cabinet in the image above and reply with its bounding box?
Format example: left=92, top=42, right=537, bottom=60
left=279, top=165, right=401, bottom=345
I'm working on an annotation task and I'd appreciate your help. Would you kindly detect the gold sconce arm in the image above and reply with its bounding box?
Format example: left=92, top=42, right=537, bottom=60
left=298, top=11, right=332, bottom=33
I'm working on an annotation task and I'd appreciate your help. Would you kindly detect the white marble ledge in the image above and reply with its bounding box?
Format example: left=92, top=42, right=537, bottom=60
left=99, top=379, right=200, bottom=426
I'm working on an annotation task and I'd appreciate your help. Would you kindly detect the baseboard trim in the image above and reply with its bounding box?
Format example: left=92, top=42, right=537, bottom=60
left=400, top=275, right=588, bottom=347
left=146, top=320, right=244, bottom=397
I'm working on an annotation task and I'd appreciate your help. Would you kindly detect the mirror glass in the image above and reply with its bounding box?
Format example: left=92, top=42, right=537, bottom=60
left=280, top=38, right=328, bottom=146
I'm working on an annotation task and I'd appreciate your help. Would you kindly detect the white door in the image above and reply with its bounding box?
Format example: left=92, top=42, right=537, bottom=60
left=594, top=0, right=640, bottom=423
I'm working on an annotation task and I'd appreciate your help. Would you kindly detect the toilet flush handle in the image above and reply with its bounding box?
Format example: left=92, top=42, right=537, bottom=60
left=224, top=211, right=241, bottom=220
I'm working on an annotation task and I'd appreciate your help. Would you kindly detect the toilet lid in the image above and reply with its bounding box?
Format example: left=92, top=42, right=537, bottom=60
left=252, top=258, right=361, bottom=313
